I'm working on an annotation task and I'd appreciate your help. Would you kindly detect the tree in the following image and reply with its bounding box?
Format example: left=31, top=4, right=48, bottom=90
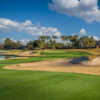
left=52, top=35, right=58, bottom=49
left=68, top=35, right=79, bottom=48
left=79, top=36, right=95, bottom=49
left=33, top=40, right=40, bottom=48
left=4, top=38, right=13, bottom=49
left=26, top=41, right=34, bottom=50
left=52, top=35, right=57, bottom=41
left=89, top=37, right=96, bottom=48
left=39, top=36, right=46, bottom=49
left=39, top=35, right=51, bottom=49
left=14, top=41, right=22, bottom=49
left=61, top=36, right=69, bottom=48
left=48, top=39, right=53, bottom=49
left=44, top=36, right=51, bottom=49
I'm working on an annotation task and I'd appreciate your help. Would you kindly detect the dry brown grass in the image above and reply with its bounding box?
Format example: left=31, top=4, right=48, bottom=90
left=3, top=48, right=100, bottom=57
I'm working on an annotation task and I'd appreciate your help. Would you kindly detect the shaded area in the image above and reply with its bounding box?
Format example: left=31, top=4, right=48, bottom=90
left=69, top=57, right=89, bottom=64
left=0, top=54, right=20, bottom=60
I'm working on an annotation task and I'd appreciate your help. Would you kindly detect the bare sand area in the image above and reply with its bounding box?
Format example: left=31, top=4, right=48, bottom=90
left=4, top=57, right=100, bottom=75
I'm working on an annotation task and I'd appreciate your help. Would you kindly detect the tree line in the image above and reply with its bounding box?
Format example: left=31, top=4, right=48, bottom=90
left=0, top=35, right=96, bottom=50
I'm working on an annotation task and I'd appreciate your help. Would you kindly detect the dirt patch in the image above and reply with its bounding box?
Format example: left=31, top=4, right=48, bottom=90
left=4, top=58, right=100, bottom=75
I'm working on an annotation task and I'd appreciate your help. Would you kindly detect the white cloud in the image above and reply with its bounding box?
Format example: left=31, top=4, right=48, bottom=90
left=79, top=28, right=87, bottom=35
left=49, top=0, right=100, bottom=22
left=93, top=36, right=100, bottom=41
left=23, top=20, right=32, bottom=26
left=0, top=18, right=61, bottom=37
left=20, top=39, right=31, bottom=45
left=79, top=28, right=100, bottom=41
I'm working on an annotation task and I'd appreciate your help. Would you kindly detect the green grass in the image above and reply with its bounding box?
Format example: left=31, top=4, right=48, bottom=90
left=0, top=70, right=100, bottom=100
left=0, top=57, right=49, bottom=67
left=40, top=50, right=91, bottom=58
left=0, top=50, right=100, bottom=100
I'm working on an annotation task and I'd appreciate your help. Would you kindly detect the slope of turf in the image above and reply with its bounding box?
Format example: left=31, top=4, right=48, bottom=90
left=0, top=70, right=100, bottom=100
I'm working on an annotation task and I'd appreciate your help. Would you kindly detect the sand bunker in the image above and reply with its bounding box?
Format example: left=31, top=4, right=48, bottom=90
left=84, top=57, right=100, bottom=66
left=4, top=57, right=100, bottom=75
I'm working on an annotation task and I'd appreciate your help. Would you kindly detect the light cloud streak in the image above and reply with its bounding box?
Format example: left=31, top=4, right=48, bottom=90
left=49, top=0, right=100, bottom=22
left=0, top=18, right=61, bottom=37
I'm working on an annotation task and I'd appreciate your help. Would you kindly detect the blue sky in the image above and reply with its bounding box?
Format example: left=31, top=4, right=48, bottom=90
left=0, top=0, right=100, bottom=42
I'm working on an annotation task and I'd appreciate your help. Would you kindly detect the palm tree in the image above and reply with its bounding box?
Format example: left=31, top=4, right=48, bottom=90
left=52, top=35, right=58, bottom=41
left=68, top=35, right=79, bottom=48
left=45, top=36, right=50, bottom=49
left=89, top=37, right=96, bottom=48
left=79, top=36, right=90, bottom=48
left=39, top=36, right=46, bottom=49
left=52, top=35, right=58, bottom=49
left=61, top=36, right=68, bottom=48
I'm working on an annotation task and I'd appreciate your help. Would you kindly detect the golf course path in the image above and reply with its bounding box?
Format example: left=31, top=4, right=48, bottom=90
left=4, top=58, right=100, bottom=75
